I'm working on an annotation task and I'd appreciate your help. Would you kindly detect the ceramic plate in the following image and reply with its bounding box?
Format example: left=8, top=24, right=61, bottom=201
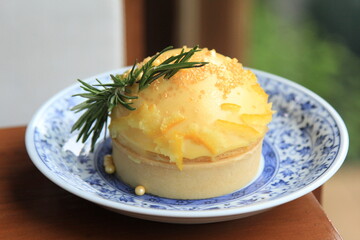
left=26, top=68, right=348, bottom=223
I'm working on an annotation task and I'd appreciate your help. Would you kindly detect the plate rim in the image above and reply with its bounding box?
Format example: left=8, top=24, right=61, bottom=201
left=25, top=67, right=349, bottom=219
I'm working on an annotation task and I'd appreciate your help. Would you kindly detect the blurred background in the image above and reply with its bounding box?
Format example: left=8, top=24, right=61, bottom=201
left=146, top=2, right=360, bottom=238
left=1, top=0, right=359, bottom=238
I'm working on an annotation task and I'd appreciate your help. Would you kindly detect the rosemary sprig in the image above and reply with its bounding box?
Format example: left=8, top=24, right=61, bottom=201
left=71, top=45, right=208, bottom=151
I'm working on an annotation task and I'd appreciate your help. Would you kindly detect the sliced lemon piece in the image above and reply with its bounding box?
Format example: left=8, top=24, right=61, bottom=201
left=240, top=113, right=272, bottom=126
left=220, top=103, right=241, bottom=112
left=215, top=119, right=261, bottom=138
left=160, top=114, right=186, bottom=133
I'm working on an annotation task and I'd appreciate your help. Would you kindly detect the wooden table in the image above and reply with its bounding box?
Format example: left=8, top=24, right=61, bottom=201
left=0, top=126, right=342, bottom=239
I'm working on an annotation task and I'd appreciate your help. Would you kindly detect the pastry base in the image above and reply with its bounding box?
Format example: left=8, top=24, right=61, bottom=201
left=112, top=139, right=262, bottom=199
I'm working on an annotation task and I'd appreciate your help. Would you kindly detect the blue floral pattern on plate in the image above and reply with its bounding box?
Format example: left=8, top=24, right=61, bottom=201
left=26, top=68, right=348, bottom=221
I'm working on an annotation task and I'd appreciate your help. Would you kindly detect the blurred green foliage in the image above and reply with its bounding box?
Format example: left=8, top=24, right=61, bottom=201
left=309, top=0, right=360, bottom=57
left=247, top=1, right=360, bottom=162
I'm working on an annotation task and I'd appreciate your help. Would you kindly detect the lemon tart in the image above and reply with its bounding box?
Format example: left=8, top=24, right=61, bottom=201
left=108, top=47, right=273, bottom=199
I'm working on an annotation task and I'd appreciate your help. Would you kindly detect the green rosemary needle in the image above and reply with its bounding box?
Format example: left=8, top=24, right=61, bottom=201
left=71, top=45, right=208, bottom=151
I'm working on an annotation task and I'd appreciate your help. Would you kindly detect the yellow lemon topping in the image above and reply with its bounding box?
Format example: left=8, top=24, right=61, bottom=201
left=109, top=48, right=273, bottom=169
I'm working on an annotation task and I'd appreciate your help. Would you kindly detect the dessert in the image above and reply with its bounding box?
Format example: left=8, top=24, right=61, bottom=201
left=108, top=47, right=273, bottom=199
left=72, top=46, right=273, bottom=199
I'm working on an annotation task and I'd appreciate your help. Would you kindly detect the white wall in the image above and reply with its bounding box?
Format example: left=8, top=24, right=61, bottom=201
left=0, top=0, right=124, bottom=127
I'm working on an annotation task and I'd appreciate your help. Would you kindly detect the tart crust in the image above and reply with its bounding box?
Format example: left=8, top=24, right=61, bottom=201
left=112, top=139, right=262, bottom=199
